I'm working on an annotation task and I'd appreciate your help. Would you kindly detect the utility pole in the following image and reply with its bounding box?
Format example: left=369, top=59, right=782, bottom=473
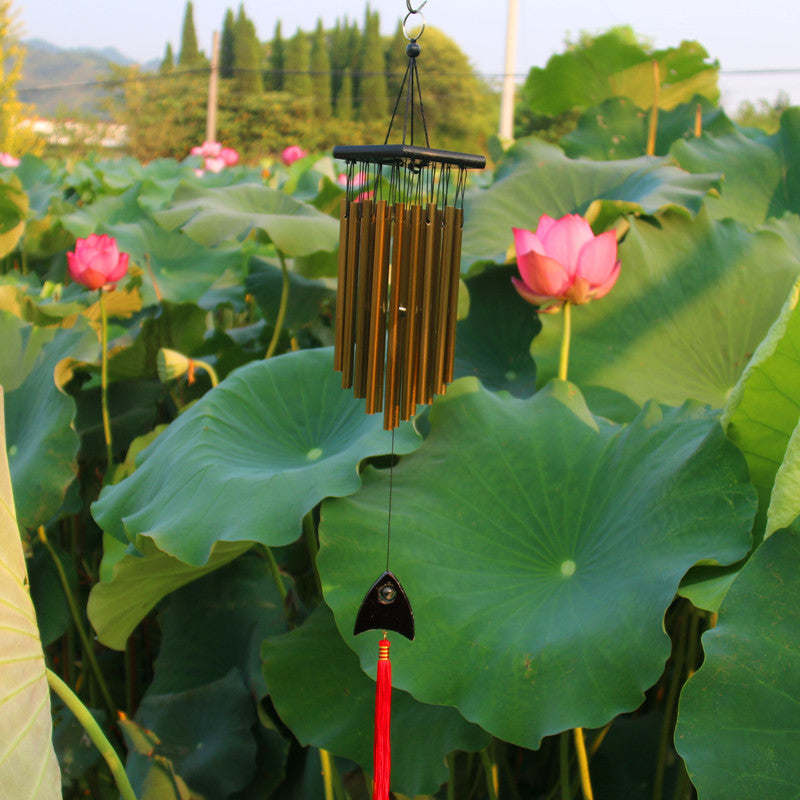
left=499, top=0, right=519, bottom=142
left=206, top=31, right=220, bottom=143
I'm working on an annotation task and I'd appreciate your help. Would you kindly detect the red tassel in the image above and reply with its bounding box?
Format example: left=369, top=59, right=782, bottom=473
left=373, top=638, right=392, bottom=800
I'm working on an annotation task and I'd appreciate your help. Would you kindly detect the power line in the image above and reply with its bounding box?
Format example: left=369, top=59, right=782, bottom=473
left=18, top=64, right=800, bottom=97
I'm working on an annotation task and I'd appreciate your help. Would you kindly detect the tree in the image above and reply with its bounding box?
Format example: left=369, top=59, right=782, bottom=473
left=220, top=8, right=235, bottom=79
left=284, top=29, right=312, bottom=101
left=310, top=19, right=332, bottom=119
left=357, top=6, right=388, bottom=121
left=178, top=1, right=202, bottom=67
left=266, top=20, right=285, bottom=91
left=336, top=69, right=353, bottom=121
left=160, top=41, right=175, bottom=73
left=233, top=5, right=263, bottom=95
left=0, top=1, right=41, bottom=155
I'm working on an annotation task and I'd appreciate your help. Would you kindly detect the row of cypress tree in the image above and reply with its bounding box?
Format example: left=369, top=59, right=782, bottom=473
left=161, top=1, right=410, bottom=123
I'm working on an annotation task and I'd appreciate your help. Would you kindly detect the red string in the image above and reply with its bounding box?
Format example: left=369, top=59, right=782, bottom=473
left=373, top=638, right=392, bottom=800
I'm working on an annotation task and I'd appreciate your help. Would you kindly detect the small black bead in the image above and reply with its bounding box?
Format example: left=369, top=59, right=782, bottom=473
left=406, top=42, right=421, bottom=59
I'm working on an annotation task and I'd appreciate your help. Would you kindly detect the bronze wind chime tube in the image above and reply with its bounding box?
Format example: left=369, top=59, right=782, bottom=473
left=366, top=200, right=391, bottom=415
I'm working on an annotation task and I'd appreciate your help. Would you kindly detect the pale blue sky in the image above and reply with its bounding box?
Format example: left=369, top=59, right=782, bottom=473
left=18, top=0, right=800, bottom=109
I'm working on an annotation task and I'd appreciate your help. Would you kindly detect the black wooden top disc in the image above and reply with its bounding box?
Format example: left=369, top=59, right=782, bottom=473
left=353, top=570, right=415, bottom=641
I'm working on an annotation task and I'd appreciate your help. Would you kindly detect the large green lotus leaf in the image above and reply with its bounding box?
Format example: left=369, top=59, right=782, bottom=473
left=673, top=107, right=800, bottom=225
left=672, top=128, right=781, bottom=226
left=245, top=258, right=335, bottom=333
left=126, top=669, right=257, bottom=800
left=522, top=30, right=716, bottom=117
left=88, top=538, right=252, bottom=650
left=91, top=348, right=421, bottom=565
left=453, top=264, right=540, bottom=397
left=262, top=603, right=490, bottom=797
left=563, top=97, right=734, bottom=161
left=608, top=44, right=719, bottom=111
left=58, top=185, right=146, bottom=238
left=1, top=313, right=98, bottom=528
left=107, top=300, right=209, bottom=382
left=0, top=176, right=29, bottom=257
left=0, top=388, right=61, bottom=798
left=318, top=379, right=755, bottom=748
left=149, top=550, right=289, bottom=697
left=532, top=210, right=800, bottom=407
left=722, top=278, right=800, bottom=534
left=522, top=29, right=651, bottom=116
left=153, top=182, right=339, bottom=255
left=675, top=526, right=800, bottom=799
left=461, top=138, right=718, bottom=267
left=94, top=217, right=243, bottom=306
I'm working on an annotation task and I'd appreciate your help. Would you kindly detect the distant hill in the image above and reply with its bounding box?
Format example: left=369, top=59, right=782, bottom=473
left=19, top=39, right=157, bottom=118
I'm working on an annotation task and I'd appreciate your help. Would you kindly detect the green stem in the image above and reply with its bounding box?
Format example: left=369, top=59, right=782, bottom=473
left=46, top=669, right=137, bottom=800
left=99, top=290, right=113, bottom=473
left=559, top=732, right=571, bottom=800
left=573, top=728, right=594, bottom=800
left=303, top=510, right=324, bottom=600
left=558, top=301, right=572, bottom=382
left=480, top=745, right=499, bottom=800
left=38, top=527, right=117, bottom=726
left=265, top=250, right=290, bottom=359
left=319, top=749, right=335, bottom=800
left=447, top=753, right=457, bottom=800
left=262, top=545, right=288, bottom=607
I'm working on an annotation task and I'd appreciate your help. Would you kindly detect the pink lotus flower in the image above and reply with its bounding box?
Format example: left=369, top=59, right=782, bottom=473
left=337, top=170, right=368, bottom=189
left=512, top=214, right=620, bottom=313
left=67, top=234, right=129, bottom=290
left=281, top=145, right=307, bottom=166
left=0, top=152, right=19, bottom=167
left=190, top=142, right=239, bottom=175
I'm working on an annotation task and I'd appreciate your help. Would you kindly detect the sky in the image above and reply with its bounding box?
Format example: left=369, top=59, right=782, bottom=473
left=18, top=0, right=800, bottom=111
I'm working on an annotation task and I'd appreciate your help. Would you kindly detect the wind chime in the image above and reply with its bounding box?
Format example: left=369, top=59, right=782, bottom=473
left=332, top=2, right=485, bottom=798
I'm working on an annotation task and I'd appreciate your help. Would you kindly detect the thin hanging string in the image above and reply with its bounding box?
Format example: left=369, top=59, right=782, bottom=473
left=411, top=57, right=431, bottom=148
left=386, top=428, right=396, bottom=571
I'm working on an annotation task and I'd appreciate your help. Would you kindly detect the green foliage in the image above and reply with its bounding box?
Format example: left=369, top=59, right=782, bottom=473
left=265, top=20, right=284, bottom=91
left=0, top=387, right=62, bottom=797
left=233, top=4, right=263, bottom=96
left=178, top=0, right=202, bottom=68
left=283, top=28, right=312, bottom=103
left=8, top=21, right=800, bottom=800
left=518, top=26, right=719, bottom=143
left=219, top=8, right=235, bottom=79
left=159, top=42, right=174, bottom=74
left=357, top=6, right=388, bottom=121
left=310, top=19, right=332, bottom=120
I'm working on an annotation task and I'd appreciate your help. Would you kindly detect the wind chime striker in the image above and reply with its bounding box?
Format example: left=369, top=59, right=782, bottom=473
left=333, top=4, right=484, bottom=799
left=333, top=2, right=485, bottom=431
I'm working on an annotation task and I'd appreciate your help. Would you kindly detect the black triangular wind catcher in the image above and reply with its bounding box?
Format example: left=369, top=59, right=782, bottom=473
left=354, top=571, right=415, bottom=641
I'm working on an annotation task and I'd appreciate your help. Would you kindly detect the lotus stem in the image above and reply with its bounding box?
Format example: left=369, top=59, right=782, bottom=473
left=265, top=249, right=290, bottom=359
left=320, top=748, right=335, bottom=800
left=38, top=526, right=117, bottom=726
left=99, top=289, right=113, bottom=472
left=646, top=59, right=660, bottom=156
left=480, top=744, right=499, bottom=800
left=191, top=359, right=219, bottom=387
left=46, top=669, right=137, bottom=800
left=558, top=301, right=572, bottom=382
left=261, top=545, right=288, bottom=606
left=573, top=727, right=594, bottom=800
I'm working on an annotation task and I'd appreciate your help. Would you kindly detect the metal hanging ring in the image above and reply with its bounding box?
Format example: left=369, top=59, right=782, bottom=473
left=405, top=0, right=427, bottom=12
left=403, top=9, right=426, bottom=40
